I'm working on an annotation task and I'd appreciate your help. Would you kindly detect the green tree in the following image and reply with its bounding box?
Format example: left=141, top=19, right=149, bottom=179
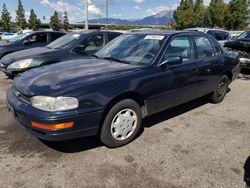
left=193, top=0, right=206, bottom=27
left=174, top=0, right=197, bottom=29
left=50, top=11, right=60, bottom=31
left=28, top=9, right=40, bottom=30
left=207, top=0, right=228, bottom=28
left=63, top=11, right=69, bottom=31
left=225, top=0, right=250, bottom=30
left=1, top=3, right=11, bottom=31
left=16, top=0, right=26, bottom=29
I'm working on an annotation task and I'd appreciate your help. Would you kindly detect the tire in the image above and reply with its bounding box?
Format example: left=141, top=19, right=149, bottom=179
left=209, top=75, right=229, bottom=104
left=100, top=99, right=142, bottom=148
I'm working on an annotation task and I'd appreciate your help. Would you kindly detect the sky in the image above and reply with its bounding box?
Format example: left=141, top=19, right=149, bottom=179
left=1, top=0, right=214, bottom=23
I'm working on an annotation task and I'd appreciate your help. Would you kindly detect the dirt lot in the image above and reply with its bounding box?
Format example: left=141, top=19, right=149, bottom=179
left=0, top=72, right=249, bottom=188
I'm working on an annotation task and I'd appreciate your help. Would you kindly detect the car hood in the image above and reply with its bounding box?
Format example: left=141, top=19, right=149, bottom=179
left=1, top=47, right=58, bottom=66
left=14, top=58, right=143, bottom=97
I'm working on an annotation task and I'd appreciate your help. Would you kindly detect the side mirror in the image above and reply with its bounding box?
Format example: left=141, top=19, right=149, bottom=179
left=73, top=44, right=86, bottom=53
left=159, top=56, right=183, bottom=68
left=23, top=40, right=32, bottom=45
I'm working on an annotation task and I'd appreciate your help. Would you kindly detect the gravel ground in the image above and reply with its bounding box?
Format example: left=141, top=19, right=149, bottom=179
left=0, top=71, right=249, bottom=188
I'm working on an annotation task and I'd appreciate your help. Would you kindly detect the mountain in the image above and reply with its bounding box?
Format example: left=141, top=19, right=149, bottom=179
left=88, top=10, right=174, bottom=26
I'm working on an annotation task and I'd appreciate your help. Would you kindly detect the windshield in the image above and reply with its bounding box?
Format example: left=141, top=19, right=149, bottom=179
left=8, top=32, right=31, bottom=43
left=96, top=34, right=166, bottom=65
left=47, top=33, right=81, bottom=49
left=237, top=31, right=250, bottom=39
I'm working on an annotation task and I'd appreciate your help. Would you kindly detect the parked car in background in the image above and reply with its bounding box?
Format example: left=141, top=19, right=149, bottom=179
left=0, top=31, right=65, bottom=59
left=224, top=30, right=250, bottom=70
left=185, top=28, right=231, bottom=45
left=7, top=31, right=240, bottom=148
left=1, top=32, right=18, bottom=41
left=0, top=30, right=121, bottom=78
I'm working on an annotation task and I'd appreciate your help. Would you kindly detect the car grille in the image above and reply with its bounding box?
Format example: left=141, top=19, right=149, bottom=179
left=13, top=87, right=30, bottom=105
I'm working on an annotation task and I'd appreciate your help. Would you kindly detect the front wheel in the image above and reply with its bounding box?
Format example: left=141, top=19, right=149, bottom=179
left=209, top=75, right=229, bottom=104
left=100, top=99, right=142, bottom=148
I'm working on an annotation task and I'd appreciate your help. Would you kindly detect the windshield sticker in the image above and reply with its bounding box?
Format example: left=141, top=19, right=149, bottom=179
left=73, top=34, right=80, bottom=38
left=144, top=35, right=165, bottom=40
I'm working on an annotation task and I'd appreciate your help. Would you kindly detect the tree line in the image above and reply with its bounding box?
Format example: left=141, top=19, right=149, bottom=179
left=174, top=0, right=250, bottom=30
left=0, top=0, right=69, bottom=31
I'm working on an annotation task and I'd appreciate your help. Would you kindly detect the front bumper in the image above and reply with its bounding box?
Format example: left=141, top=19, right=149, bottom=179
left=7, top=88, right=102, bottom=141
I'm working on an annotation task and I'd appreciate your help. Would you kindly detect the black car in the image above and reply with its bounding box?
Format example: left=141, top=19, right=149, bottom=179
left=224, top=30, right=250, bottom=70
left=0, top=30, right=121, bottom=78
left=7, top=31, right=240, bottom=148
left=0, top=31, right=65, bottom=59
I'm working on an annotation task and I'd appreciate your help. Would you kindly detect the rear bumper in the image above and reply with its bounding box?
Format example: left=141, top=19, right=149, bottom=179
left=7, top=88, right=102, bottom=141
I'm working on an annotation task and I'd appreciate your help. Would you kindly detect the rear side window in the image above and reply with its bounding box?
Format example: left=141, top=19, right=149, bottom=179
left=107, top=33, right=121, bottom=42
left=50, top=33, right=64, bottom=41
left=209, top=37, right=222, bottom=55
left=194, top=36, right=215, bottom=59
left=163, top=36, right=193, bottom=63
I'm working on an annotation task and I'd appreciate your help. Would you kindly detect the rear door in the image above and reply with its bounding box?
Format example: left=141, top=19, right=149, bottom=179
left=193, top=35, right=225, bottom=97
left=152, top=35, right=200, bottom=113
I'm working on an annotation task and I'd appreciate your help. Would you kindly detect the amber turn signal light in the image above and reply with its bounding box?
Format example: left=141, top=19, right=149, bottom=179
left=31, top=121, right=74, bottom=131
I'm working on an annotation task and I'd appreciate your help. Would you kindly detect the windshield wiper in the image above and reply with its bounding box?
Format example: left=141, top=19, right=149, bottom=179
left=91, top=54, right=100, bottom=58
left=102, top=57, right=130, bottom=64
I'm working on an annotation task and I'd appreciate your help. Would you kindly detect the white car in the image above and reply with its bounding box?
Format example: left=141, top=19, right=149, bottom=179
left=1, top=32, right=18, bottom=41
left=185, top=28, right=231, bottom=46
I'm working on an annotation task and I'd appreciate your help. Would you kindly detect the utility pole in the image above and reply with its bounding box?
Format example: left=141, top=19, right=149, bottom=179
left=106, top=0, right=109, bottom=29
left=85, top=0, right=88, bottom=30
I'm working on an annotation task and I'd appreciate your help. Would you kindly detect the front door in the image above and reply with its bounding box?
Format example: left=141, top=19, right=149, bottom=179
left=152, top=35, right=200, bottom=113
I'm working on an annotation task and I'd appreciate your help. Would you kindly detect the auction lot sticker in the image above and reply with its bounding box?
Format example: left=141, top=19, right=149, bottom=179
left=144, top=35, right=165, bottom=40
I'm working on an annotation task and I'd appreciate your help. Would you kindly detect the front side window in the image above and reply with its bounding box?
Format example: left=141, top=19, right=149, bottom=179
left=194, top=36, right=215, bottom=59
left=162, top=36, right=193, bottom=63
left=26, top=33, right=47, bottom=43
left=96, top=34, right=166, bottom=65
left=79, top=34, right=104, bottom=52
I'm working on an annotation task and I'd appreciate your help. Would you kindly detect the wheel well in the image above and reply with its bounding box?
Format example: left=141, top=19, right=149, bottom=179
left=223, top=71, right=233, bottom=83
left=98, top=92, right=147, bottom=133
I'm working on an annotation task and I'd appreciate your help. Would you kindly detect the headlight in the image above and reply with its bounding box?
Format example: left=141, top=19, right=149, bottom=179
left=30, top=96, right=79, bottom=112
left=7, top=59, right=33, bottom=70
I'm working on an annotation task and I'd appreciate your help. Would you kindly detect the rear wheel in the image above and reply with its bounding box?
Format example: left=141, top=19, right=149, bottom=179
left=100, top=99, right=142, bottom=148
left=209, top=75, right=229, bottom=103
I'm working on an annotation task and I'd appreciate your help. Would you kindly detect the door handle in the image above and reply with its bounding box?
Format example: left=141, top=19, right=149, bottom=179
left=191, top=68, right=199, bottom=73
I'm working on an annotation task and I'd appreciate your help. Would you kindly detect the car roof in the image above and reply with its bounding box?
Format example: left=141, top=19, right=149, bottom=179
left=124, top=30, right=203, bottom=36
left=69, top=30, right=122, bottom=35
left=29, top=30, right=65, bottom=34
left=185, top=28, right=229, bottom=33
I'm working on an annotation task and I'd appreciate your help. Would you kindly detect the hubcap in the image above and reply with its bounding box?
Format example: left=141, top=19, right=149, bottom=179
left=110, top=109, right=137, bottom=141
left=217, top=81, right=226, bottom=97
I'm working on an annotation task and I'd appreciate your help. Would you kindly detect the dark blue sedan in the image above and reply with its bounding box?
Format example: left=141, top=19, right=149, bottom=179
left=7, top=30, right=241, bottom=148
